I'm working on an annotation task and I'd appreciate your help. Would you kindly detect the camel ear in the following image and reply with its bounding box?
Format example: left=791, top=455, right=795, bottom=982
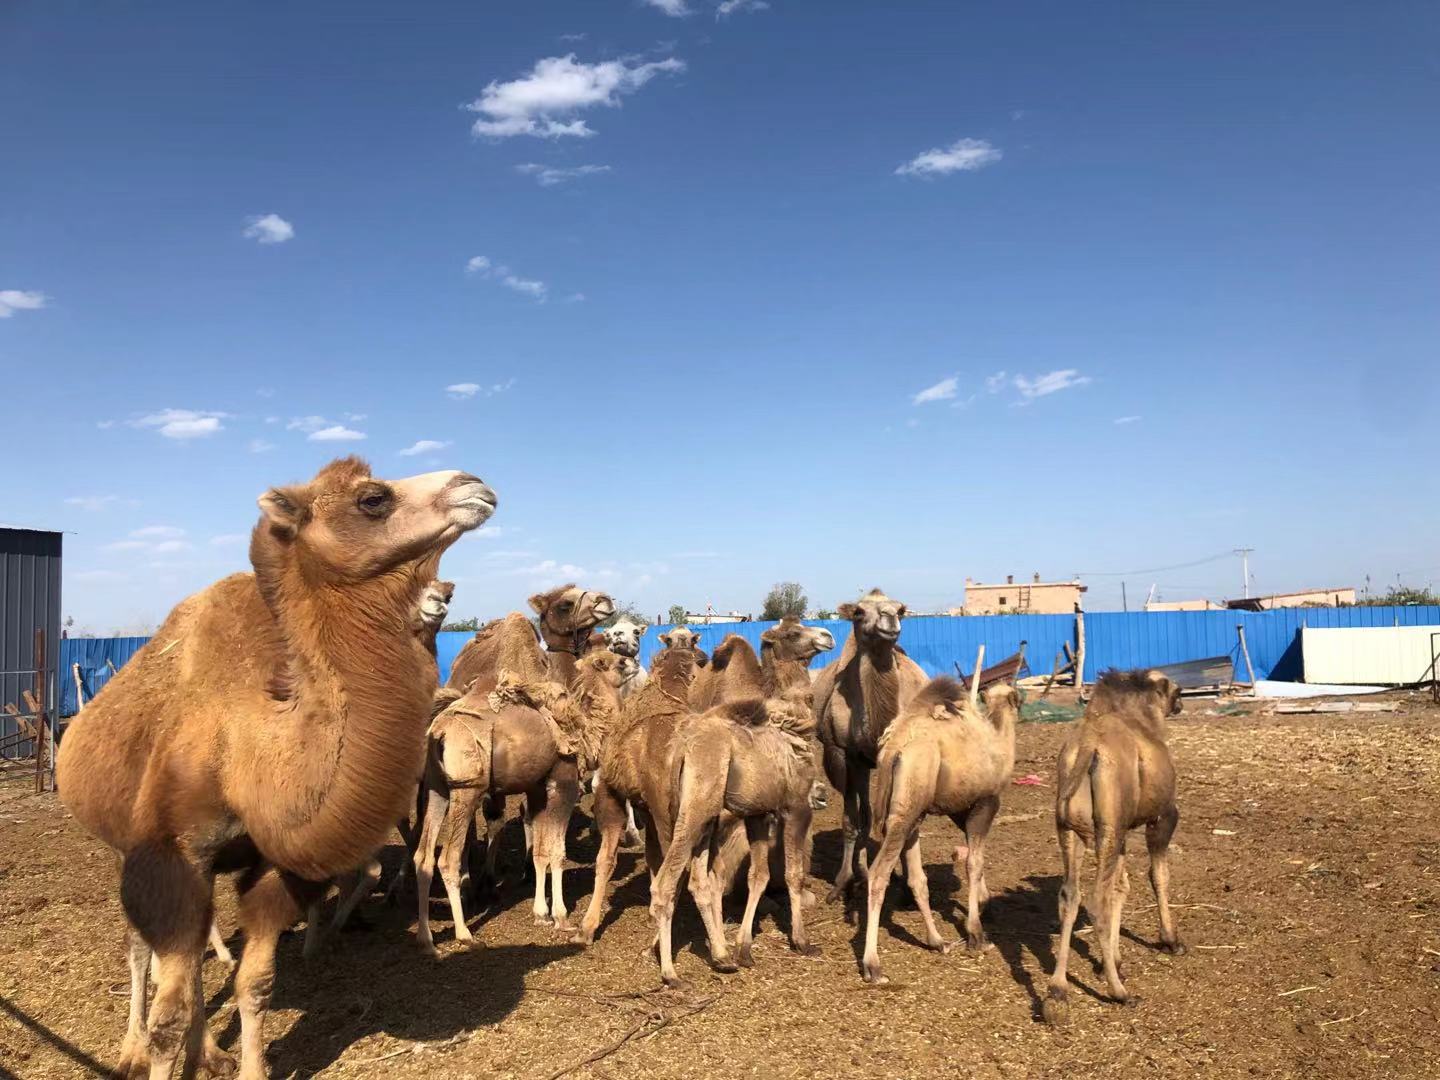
left=836, top=603, right=857, bottom=621
left=659, top=632, right=673, bottom=647
left=527, top=593, right=548, bottom=615
left=896, top=604, right=908, bottom=619
left=257, top=487, right=306, bottom=536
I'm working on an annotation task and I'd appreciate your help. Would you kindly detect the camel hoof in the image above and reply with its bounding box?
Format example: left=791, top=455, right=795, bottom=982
left=662, top=975, right=687, bottom=990
left=794, top=942, right=821, bottom=957
left=712, top=957, right=740, bottom=975
left=114, top=1045, right=150, bottom=1080
left=532, top=913, right=552, bottom=926
left=861, top=966, right=889, bottom=987
left=1041, top=988, right=1070, bottom=1027
left=965, top=934, right=990, bottom=956
left=736, top=946, right=754, bottom=968
left=419, top=941, right=440, bottom=959
left=1117, top=992, right=1140, bottom=1009
left=569, top=927, right=595, bottom=947
left=935, top=939, right=957, bottom=955
left=1162, top=938, right=1187, bottom=956
left=202, top=1044, right=238, bottom=1077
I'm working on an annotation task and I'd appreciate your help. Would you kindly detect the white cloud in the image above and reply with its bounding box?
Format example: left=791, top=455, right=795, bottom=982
left=131, top=526, right=185, bottom=539
left=912, top=376, right=959, bottom=405
left=132, top=409, right=227, bottom=439
left=308, top=425, right=366, bottom=442
left=564, top=292, right=586, bottom=303
left=1114, top=415, right=1141, bottom=425
left=671, top=550, right=721, bottom=558
left=717, top=0, right=769, bottom=17
left=248, top=438, right=275, bottom=453
left=469, top=525, right=506, bottom=541
left=447, top=378, right=515, bottom=400
left=559, top=32, right=587, bottom=43
left=65, top=495, right=122, bottom=512
left=152, top=539, right=191, bottom=554
left=96, top=420, right=116, bottom=429
left=256, top=387, right=275, bottom=398
left=103, top=540, right=151, bottom=552
left=243, top=213, right=295, bottom=244
left=344, top=412, right=368, bottom=422
left=515, top=162, right=612, bottom=187
left=985, top=370, right=1009, bottom=393
left=0, top=290, right=47, bottom=318
left=465, top=254, right=548, bottom=301
left=512, top=558, right=589, bottom=578
left=644, top=0, right=690, bottom=14
left=1013, top=369, right=1092, bottom=401
left=466, top=53, right=685, bottom=139
left=210, top=534, right=248, bottom=546
left=399, top=439, right=451, bottom=456
left=896, top=138, right=1002, bottom=178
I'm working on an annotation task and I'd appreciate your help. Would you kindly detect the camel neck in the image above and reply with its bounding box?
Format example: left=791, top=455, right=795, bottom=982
left=244, top=572, right=434, bottom=880
left=762, top=649, right=813, bottom=695
left=857, top=643, right=903, bottom=748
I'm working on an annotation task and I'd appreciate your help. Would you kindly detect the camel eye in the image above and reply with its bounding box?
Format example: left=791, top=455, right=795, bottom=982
left=357, top=490, right=391, bottom=516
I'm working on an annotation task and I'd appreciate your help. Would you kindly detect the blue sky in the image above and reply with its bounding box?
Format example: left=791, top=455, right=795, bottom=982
left=3, top=1, right=1437, bottom=632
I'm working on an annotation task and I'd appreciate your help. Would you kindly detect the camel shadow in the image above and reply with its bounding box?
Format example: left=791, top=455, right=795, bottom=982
left=214, top=931, right=578, bottom=1076
left=986, top=874, right=1108, bottom=1018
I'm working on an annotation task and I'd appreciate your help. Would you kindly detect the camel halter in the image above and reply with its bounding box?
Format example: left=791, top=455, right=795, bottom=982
left=544, top=591, right=599, bottom=657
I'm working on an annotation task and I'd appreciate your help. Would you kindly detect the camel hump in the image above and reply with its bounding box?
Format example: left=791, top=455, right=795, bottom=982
left=713, top=696, right=769, bottom=727
left=912, top=675, right=967, bottom=715
left=710, top=635, right=756, bottom=669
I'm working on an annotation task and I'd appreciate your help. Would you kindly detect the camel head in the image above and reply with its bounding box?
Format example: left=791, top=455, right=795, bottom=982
left=602, top=620, right=646, bottom=658
left=1090, top=669, right=1183, bottom=721
left=982, top=683, right=1021, bottom=733
left=415, top=580, right=456, bottom=633
left=252, top=457, right=495, bottom=590
left=658, top=626, right=701, bottom=651
left=650, top=645, right=700, bottom=694
left=837, top=588, right=907, bottom=648
left=761, top=617, right=836, bottom=664
left=529, top=584, right=616, bottom=653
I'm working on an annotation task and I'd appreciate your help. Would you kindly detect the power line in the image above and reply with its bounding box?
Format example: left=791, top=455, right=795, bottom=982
left=1075, top=551, right=1235, bottom=578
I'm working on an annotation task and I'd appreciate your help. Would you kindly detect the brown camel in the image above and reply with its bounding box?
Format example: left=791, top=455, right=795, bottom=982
left=813, top=589, right=928, bottom=899
left=860, top=679, right=1020, bottom=984
left=55, top=457, right=494, bottom=1080
left=657, top=625, right=709, bottom=667
left=413, top=649, right=622, bottom=954
left=688, top=633, right=765, bottom=711
left=650, top=690, right=819, bottom=986
left=1044, top=669, right=1185, bottom=1024
left=302, top=578, right=456, bottom=959
left=446, top=584, right=615, bottom=692
left=571, top=645, right=702, bottom=945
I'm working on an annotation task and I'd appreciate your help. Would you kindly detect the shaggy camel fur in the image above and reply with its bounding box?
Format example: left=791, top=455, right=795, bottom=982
left=446, top=584, right=615, bottom=692
left=658, top=625, right=709, bottom=667
left=572, top=646, right=701, bottom=945
left=813, top=589, right=928, bottom=899
left=650, top=691, right=819, bottom=986
left=861, top=679, right=1020, bottom=984
left=55, top=457, right=493, bottom=1080
left=414, top=650, right=622, bottom=954
left=1044, top=669, right=1185, bottom=1024
left=301, top=579, right=456, bottom=959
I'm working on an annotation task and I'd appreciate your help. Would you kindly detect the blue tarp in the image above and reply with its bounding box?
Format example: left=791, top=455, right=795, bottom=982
left=61, top=605, right=1440, bottom=715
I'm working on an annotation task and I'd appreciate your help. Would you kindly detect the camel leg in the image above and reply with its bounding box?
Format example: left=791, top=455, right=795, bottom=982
left=901, top=829, right=950, bottom=954
left=860, top=819, right=910, bottom=984
left=1147, top=806, right=1185, bottom=954
left=854, top=767, right=873, bottom=883
left=828, top=770, right=864, bottom=902
left=781, top=805, right=818, bottom=955
left=684, top=826, right=737, bottom=972
left=207, top=920, right=234, bottom=966
left=439, top=788, right=481, bottom=946
left=413, top=785, right=450, bottom=956
left=961, top=796, right=999, bottom=953
left=735, top=817, right=771, bottom=968
left=1043, top=827, right=1084, bottom=1025
left=333, top=859, right=381, bottom=931
left=649, top=822, right=695, bottom=987
left=1092, top=825, right=1131, bottom=1004
left=301, top=897, right=327, bottom=961
left=575, top=779, right=627, bottom=944
left=622, top=800, right=644, bottom=849
left=115, top=925, right=152, bottom=1079
left=233, top=867, right=320, bottom=1080
left=481, top=794, right=505, bottom=890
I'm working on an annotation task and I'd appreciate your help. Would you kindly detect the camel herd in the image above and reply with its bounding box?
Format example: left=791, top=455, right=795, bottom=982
left=54, top=458, right=1186, bottom=1079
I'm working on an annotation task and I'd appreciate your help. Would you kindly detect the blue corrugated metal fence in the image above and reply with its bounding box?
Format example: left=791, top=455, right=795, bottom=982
left=59, top=605, right=1440, bottom=715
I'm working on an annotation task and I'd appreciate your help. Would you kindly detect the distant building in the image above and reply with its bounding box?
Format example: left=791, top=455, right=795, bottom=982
left=1226, top=587, right=1356, bottom=611
left=1145, top=598, right=1223, bottom=612
left=955, top=574, right=1087, bottom=616
left=685, top=607, right=749, bottom=624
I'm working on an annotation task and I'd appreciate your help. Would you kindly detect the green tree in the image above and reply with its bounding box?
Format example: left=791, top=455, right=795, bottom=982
left=1357, top=585, right=1440, bottom=607
left=815, top=608, right=837, bottom=620
left=667, top=603, right=687, bottom=625
left=762, top=582, right=808, bottom=621
left=599, top=601, right=651, bottom=629
left=441, top=616, right=480, bottom=632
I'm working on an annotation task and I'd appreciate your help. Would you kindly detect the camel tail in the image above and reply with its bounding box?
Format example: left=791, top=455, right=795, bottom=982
left=1057, top=743, right=1098, bottom=809
left=872, top=752, right=901, bottom=843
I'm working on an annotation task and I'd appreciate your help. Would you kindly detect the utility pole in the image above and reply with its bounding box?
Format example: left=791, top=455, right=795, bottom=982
left=1121, top=581, right=1128, bottom=612
left=1234, top=547, right=1254, bottom=600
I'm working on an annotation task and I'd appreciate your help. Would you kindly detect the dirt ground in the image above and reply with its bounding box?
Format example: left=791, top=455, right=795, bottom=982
left=2, top=694, right=1439, bottom=1079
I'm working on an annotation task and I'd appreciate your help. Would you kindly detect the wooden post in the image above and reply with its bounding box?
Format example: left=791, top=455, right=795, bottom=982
left=969, top=644, right=985, bottom=708
left=1013, top=640, right=1028, bottom=686
left=73, top=663, right=86, bottom=713
left=1073, top=604, right=1086, bottom=693
left=1236, top=623, right=1257, bottom=688
left=33, top=629, right=46, bottom=794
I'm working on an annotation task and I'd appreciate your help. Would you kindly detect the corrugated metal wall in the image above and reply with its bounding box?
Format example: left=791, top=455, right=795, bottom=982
left=57, top=637, right=150, bottom=715
left=1, top=528, right=62, bottom=757
left=61, top=604, right=1440, bottom=714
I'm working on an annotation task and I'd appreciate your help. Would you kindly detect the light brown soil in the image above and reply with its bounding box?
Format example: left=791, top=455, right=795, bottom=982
left=2, top=696, right=1438, bottom=1078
